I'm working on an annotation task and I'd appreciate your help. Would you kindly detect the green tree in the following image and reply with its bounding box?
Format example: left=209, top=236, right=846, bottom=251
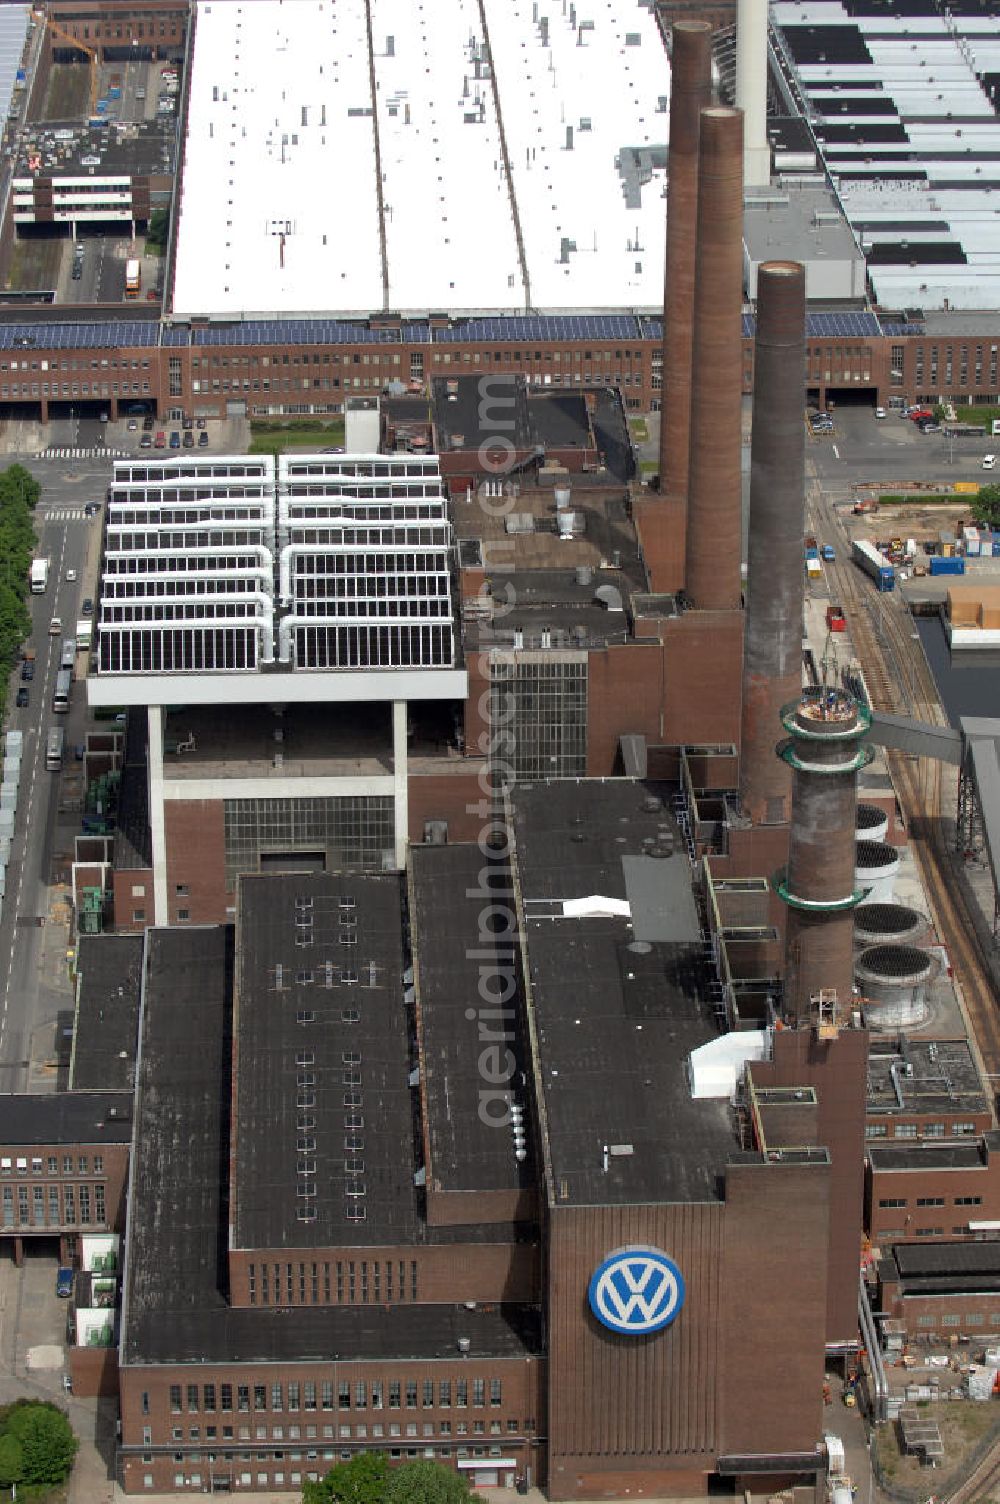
left=972, top=483, right=1000, bottom=530
left=383, top=1460, right=484, bottom=1503
left=146, top=208, right=170, bottom=253
left=303, top=1452, right=390, bottom=1504
left=5, top=1401, right=78, bottom=1486
left=0, top=1431, right=22, bottom=1488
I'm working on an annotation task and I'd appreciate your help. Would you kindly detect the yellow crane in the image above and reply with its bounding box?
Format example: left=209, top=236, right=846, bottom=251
left=45, top=17, right=100, bottom=119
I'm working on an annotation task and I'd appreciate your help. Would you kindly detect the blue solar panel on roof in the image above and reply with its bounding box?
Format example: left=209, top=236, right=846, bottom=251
left=432, top=314, right=645, bottom=343
left=0, top=321, right=160, bottom=351
left=188, top=321, right=411, bottom=347
left=804, top=311, right=880, bottom=336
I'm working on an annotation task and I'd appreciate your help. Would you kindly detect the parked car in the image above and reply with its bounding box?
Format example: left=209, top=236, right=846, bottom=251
left=71, top=263, right=82, bottom=280
left=198, top=431, right=209, bottom=447
left=182, top=431, right=194, bottom=448
left=127, top=418, right=138, bottom=431
left=82, top=598, right=94, bottom=616
left=140, top=435, right=152, bottom=449
left=20, top=661, right=34, bottom=682
left=154, top=431, right=165, bottom=448
left=169, top=431, right=180, bottom=448
left=15, top=687, right=28, bottom=708
left=142, top=415, right=154, bottom=431
left=874, top=406, right=887, bottom=419
left=182, top=417, right=193, bottom=430
left=196, top=418, right=207, bottom=430
left=56, top=1267, right=74, bottom=1299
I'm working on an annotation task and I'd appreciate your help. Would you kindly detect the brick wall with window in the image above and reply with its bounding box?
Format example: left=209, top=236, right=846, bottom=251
left=228, top=1239, right=538, bottom=1309
left=119, top=1356, right=543, bottom=1495
left=0, top=1136, right=129, bottom=1254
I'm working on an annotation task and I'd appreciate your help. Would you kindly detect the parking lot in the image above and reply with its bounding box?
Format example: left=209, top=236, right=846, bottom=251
left=8, top=52, right=179, bottom=307
left=805, top=401, right=1000, bottom=490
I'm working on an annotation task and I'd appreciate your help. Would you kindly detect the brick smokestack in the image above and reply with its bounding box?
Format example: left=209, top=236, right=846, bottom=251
left=684, top=106, right=744, bottom=611
left=740, top=261, right=806, bottom=826
left=776, top=689, right=873, bottom=1021
left=658, top=20, right=713, bottom=529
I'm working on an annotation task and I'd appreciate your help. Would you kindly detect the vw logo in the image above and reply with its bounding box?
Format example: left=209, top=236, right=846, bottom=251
left=588, top=1247, right=685, bottom=1335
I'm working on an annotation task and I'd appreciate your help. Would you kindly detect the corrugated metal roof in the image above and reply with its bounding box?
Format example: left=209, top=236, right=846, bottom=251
left=0, top=7, right=29, bottom=132
left=771, top=0, right=1000, bottom=309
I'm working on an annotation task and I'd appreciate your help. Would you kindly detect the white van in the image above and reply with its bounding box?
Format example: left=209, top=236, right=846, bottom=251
left=983, top=455, right=996, bottom=471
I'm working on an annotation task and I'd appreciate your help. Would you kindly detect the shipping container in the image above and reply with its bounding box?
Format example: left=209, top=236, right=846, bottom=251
left=929, top=555, right=966, bottom=577
left=852, top=538, right=895, bottom=591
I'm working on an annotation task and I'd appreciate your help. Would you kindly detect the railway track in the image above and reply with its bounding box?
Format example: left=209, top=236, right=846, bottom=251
left=808, top=479, right=1000, bottom=1082
left=944, top=1432, right=1000, bottom=1504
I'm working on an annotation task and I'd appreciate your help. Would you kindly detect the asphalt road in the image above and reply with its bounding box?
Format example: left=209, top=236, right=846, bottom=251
left=0, top=460, right=107, bottom=1093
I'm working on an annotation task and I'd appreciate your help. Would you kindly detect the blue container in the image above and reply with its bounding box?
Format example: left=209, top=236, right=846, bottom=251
left=929, top=555, right=966, bottom=577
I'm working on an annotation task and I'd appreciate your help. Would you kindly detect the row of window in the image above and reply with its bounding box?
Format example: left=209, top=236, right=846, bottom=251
left=0, top=1182, right=106, bottom=1228
left=1, top=359, right=151, bottom=372
left=0, top=1154, right=103, bottom=1175
left=160, top=1377, right=506, bottom=1416
left=866, top=1121, right=978, bottom=1139
left=291, top=622, right=454, bottom=670
left=916, top=1314, right=999, bottom=1328
left=188, top=348, right=644, bottom=368
left=191, top=372, right=646, bottom=395
left=100, top=627, right=257, bottom=674
left=880, top=1227, right=968, bottom=1238
left=1, top=385, right=151, bottom=400
left=144, top=1444, right=515, bottom=1492
left=164, top=1417, right=516, bottom=1442
left=878, top=1196, right=983, bottom=1208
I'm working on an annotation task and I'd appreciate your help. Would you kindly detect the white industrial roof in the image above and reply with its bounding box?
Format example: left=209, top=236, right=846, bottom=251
left=172, top=0, right=669, bottom=318
left=480, top=0, right=669, bottom=309
left=771, top=0, right=1000, bottom=311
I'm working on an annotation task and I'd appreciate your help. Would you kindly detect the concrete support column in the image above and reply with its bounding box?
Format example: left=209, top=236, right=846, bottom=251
left=392, top=701, right=408, bottom=871
left=737, top=0, right=771, bottom=187
left=147, top=705, right=168, bottom=925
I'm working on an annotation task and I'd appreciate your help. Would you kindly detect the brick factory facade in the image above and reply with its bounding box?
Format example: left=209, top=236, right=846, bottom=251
left=0, top=313, right=998, bottom=426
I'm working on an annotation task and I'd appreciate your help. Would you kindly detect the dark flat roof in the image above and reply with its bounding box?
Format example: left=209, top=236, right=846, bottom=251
left=509, top=779, right=737, bottom=1207
left=528, top=391, right=592, bottom=451
left=122, top=925, right=233, bottom=1367
left=410, top=846, right=528, bottom=1197
left=122, top=925, right=541, bottom=1367
left=866, top=1037, right=988, bottom=1119
left=17, top=119, right=176, bottom=179
left=882, top=1241, right=1000, bottom=1298
left=70, top=933, right=143, bottom=1092
left=894, top=1242, right=1000, bottom=1278
left=433, top=374, right=531, bottom=453
left=233, top=873, right=417, bottom=1249
left=127, top=1298, right=542, bottom=1368
left=0, top=1092, right=133, bottom=1147
left=869, top=1142, right=986, bottom=1171
left=114, top=715, right=151, bottom=870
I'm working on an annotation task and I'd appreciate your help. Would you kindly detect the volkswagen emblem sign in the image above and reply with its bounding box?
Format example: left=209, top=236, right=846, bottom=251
left=588, top=1247, right=685, bottom=1335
